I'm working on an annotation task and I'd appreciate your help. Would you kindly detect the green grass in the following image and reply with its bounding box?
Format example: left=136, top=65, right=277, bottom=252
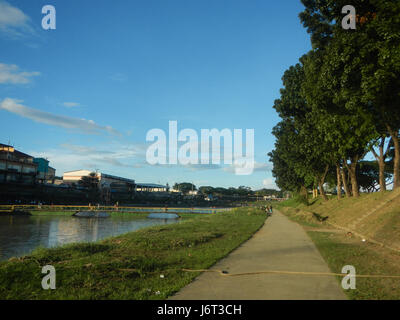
left=279, top=199, right=400, bottom=300
left=308, top=231, right=400, bottom=300
left=29, top=211, right=76, bottom=216
left=0, top=207, right=266, bottom=300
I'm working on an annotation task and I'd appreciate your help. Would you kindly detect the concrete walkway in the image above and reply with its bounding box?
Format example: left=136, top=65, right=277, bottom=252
left=170, top=211, right=347, bottom=300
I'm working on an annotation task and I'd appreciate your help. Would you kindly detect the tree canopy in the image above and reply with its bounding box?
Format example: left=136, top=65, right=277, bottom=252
left=269, top=0, right=400, bottom=199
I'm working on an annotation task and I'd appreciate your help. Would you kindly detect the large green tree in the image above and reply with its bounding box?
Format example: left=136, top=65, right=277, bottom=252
left=300, top=0, right=400, bottom=189
left=273, top=61, right=341, bottom=200
left=173, top=183, right=197, bottom=194
left=78, top=172, right=100, bottom=202
left=301, top=48, right=376, bottom=198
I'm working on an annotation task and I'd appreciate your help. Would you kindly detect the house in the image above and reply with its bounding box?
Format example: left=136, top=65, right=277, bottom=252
left=0, top=143, right=38, bottom=184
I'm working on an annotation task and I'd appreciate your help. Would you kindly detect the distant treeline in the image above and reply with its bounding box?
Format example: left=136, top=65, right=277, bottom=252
left=172, top=183, right=284, bottom=198
left=269, top=0, right=400, bottom=200
left=199, top=186, right=284, bottom=198
left=0, top=183, right=281, bottom=206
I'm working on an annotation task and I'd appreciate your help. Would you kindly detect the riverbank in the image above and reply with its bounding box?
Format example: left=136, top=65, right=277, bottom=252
left=24, top=210, right=205, bottom=219
left=0, top=207, right=266, bottom=299
left=276, top=191, right=400, bottom=300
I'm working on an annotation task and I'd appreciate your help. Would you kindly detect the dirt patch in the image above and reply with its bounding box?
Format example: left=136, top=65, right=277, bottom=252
left=304, top=228, right=345, bottom=234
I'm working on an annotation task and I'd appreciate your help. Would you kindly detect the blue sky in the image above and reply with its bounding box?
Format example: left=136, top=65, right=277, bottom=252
left=0, top=0, right=311, bottom=189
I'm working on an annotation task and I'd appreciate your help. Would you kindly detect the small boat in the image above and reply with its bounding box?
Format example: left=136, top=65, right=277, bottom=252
left=72, top=211, right=110, bottom=218
left=147, top=213, right=180, bottom=219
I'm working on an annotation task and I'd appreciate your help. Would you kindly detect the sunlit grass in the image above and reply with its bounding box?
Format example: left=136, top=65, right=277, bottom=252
left=0, top=207, right=266, bottom=300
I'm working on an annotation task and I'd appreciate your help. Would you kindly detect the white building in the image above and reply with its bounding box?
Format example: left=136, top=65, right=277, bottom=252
left=63, top=170, right=135, bottom=189
left=136, top=183, right=168, bottom=192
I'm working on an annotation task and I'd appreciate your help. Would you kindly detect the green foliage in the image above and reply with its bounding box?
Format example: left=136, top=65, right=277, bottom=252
left=198, top=186, right=255, bottom=196
left=293, top=192, right=310, bottom=206
left=173, top=183, right=197, bottom=194
left=270, top=0, right=400, bottom=194
left=78, top=172, right=99, bottom=190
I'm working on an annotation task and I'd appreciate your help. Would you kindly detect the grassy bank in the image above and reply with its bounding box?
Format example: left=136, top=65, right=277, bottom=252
left=0, top=207, right=266, bottom=300
left=277, top=192, right=400, bottom=300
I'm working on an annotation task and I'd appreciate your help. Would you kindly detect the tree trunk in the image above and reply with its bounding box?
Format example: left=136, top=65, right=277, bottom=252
left=347, top=157, right=360, bottom=198
left=371, top=137, right=387, bottom=192
left=378, top=156, right=386, bottom=192
left=318, top=181, right=328, bottom=201
left=336, top=164, right=342, bottom=200
left=318, top=165, right=329, bottom=201
left=390, top=131, right=400, bottom=189
left=341, top=166, right=351, bottom=198
left=300, top=185, right=308, bottom=202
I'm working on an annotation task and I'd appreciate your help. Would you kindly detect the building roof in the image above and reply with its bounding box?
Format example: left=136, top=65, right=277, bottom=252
left=63, top=169, right=89, bottom=174
left=33, top=157, right=49, bottom=163
left=136, top=183, right=167, bottom=188
left=100, top=173, right=135, bottom=184
left=0, top=143, right=34, bottom=159
left=63, top=170, right=134, bottom=184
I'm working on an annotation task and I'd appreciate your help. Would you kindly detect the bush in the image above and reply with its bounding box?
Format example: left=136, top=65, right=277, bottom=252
left=293, top=193, right=309, bottom=206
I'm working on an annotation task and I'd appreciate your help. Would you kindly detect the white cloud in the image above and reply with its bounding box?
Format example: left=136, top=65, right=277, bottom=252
left=31, top=143, right=147, bottom=174
left=0, top=63, right=40, bottom=84
left=63, top=102, right=81, bottom=108
left=184, top=164, right=221, bottom=171
left=224, top=161, right=272, bottom=174
left=59, top=143, right=114, bottom=155
left=253, top=162, right=272, bottom=172
left=0, top=98, right=120, bottom=135
left=0, top=1, right=34, bottom=37
left=263, top=178, right=278, bottom=190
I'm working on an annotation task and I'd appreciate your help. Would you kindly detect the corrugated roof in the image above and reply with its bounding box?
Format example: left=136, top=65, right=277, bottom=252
left=136, top=183, right=167, bottom=188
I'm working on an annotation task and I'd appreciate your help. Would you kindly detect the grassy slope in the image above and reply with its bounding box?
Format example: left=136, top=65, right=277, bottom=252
left=277, top=190, right=400, bottom=300
left=0, top=208, right=266, bottom=300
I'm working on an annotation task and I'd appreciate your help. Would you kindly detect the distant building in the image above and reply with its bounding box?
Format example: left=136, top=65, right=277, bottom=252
left=136, top=183, right=168, bottom=192
left=62, top=170, right=135, bottom=190
left=34, top=158, right=56, bottom=184
left=47, top=167, right=56, bottom=183
left=0, top=143, right=38, bottom=184
left=205, top=194, right=217, bottom=201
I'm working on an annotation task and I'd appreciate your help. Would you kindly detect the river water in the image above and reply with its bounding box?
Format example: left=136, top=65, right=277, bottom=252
left=0, top=215, right=179, bottom=261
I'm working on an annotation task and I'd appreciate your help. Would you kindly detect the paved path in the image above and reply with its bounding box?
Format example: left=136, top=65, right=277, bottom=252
left=170, top=211, right=347, bottom=300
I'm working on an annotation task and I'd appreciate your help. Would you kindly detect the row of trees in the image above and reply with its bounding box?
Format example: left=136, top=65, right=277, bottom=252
left=77, top=177, right=278, bottom=199
left=173, top=183, right=284, bottom=197
left=269, top=0, right=400, bottom=199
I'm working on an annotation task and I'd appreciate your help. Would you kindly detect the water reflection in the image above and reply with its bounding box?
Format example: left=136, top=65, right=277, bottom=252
left=0, top=215, right=178, bottom=261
